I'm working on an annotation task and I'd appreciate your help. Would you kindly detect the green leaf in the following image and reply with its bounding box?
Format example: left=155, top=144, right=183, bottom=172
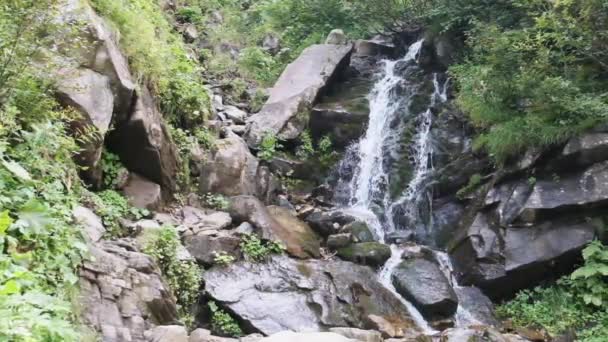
left=0, top=280, right=21, bottom=295
left=0, top=210, right=12, bottom=235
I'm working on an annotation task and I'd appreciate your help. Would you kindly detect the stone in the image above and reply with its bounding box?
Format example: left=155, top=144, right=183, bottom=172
left=310, top=104, right=369, bottom=149
left=325, top=29, right=348, bottom=45
left=244, top=43, right=353, bottom=147
left=329, top=328, right=383, bottom=342
left=199, top=136, right=272, bottom=199
left=123, top=173, right=162, bottom=210
left=450, top=212, right=598, bottom=298
left=235, top=222, right=255, bottom=235
left=184, top=232, right=241, bottom=267
left=80, top=240, right=178, bottom=341
left=204, top=255, right=418, bottom=336
left=354, top=38, right=395, bottom=57
left=180, top=207, right=232, bottom=234
left=73, top=206, right=105, bottom=243
left=391, top=258, right=458, bottom=319
left=222, top=105, right=248, bottom=124
left=343, top=221, right=375, bottom=242
left=385, top=231, right=414, bottom=245
left=230, top=196, right=321, bottom=258
left=337, top=242, right=391, bottom=268
left=554, top=132, right=608, bottom=168
left=305, top=210, right=357, bottom=237
left=262, top=34, right=281, bottom=55
left=261, top=332, right=356, bottom=342
left=107, top=86, right=179, bottom=195
left=454, top=286, right=499, bottom=326
left=188, top=328, right=241, bottom=342
left=144, top=325, right=188, bottom=342
left=327, top=233, right=352, bottom=249
left=183, top=24, right=199, bottom=42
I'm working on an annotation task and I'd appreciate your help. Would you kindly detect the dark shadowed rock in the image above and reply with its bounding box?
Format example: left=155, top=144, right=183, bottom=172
left=455, top=286, right=499, bottom=326
left=305, top=210, right=357, bottom=237
left=337, top=242, right=391, bottom=268
left=204, top=256, right=418, bottom=336
left=354, top=38, right=395, bottom=57
left=229, top=196, right=320, bottom=258
left=449, top=212, right=598, bottom=298
left=245, top=44, right=353, bottom=147
left=184, top=232, right=240, bottom=267
left=551, top=132, right=608, bottom=169
left=391, top=258, right=458, bottom=319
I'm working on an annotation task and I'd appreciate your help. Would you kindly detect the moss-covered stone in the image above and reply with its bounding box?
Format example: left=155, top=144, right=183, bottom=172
left=344, top=221, right=375, bottom=243
left=337, top=242, right=391, bottom=268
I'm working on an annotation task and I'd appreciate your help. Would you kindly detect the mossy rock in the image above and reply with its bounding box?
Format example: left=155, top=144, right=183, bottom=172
left=344, top=221, right=375, bottom=243
left=337, top=242, right=391, bottom=268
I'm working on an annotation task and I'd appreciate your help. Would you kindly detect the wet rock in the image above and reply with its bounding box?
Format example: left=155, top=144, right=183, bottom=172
left=431, top=199, right=465, bottom=248
left=144, top=325, right=188, bottom=342
left=337, top=242, right=391, bottom=268
left=184, top=232, right=241, bottom=267
left=310, top=104, right=368, bottom=149
left=354, top=38, right=395, bottom=57
left=329, top=328, right=383, bottom=342
left=343, top=221, right=375, bottom=243
left=551, top=132, right=608, bottom=169
left=179, top=207, right=232, bottom=235
left=245, top=43, right=352, bottom=146
left=80, top=240, right=178, bottom=342
left=229, top=196, right=321, bottom=258
left=450, top=212, right=598, bottom=298
left=204, top=255, right=418, bottom=336
left=73, top=206, right=105, bottom=243
left=305, top=210, right=357, bottom=237
left=391, top=258, right=458, bottom=319
left=262, top=331, right=356, bottom=342
left=385, top=231, right=414, bottom=245
left=327, top=233, right=352, bottom=249
left=454, top=286, right=499, bottom=326
left=123, top=173, right=162, bottom=210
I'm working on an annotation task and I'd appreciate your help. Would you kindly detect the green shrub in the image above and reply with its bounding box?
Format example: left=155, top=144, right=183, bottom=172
left=258, top=133, right=282, bottom=162
left=208, top=301, right=243, bottom=337
left=238, top=47, right=281, bottom=85
left=239, top=234, right=284, bottom=262
left=202, top=193, right=230, bottom=211
left=101, top=150, right=123, bottom=188
left=296, top=130, right=315, bottom=159
left=92, top=190, right=149, bottom=238
left=497, top=241, right=608, bottom=340
left=213, top=251, right=236, bottom=266
left=144, top=226, right=202, bottom=326
left=456, top=173, right=482, bottom=200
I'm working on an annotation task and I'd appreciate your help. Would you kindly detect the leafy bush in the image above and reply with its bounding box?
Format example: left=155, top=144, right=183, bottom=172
left=144, top=226, right=202, bottom=326
left=208, top=301, right=243, bottom=337
left=238, top=47, right=281, bottom=85
left=497, top=241, right=608, bottom=341
left=202, top=193, right=230, bottom=211
left=456, top=173, right=482, bottom=200
left=258, top=133, right=282, bottom=162
left=92, top=190, right=149, bottom=238
left=296, top=130, right=315, bottom=159
left=239, top=234, right=284, bottom=262
left=101, top=150, right=123, bottom=188
left=213, top=251, right=236, bottom=266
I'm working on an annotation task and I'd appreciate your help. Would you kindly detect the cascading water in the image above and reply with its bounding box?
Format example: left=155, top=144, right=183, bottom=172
left=335, top=40, right=461, bottom=332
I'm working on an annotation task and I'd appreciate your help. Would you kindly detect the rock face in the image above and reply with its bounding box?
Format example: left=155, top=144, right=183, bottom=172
left=230, top=196, right=321, bottom=258
left=198, top=136, right=277, bottom=201
left=80, top=240, right=178, bottom=342
left=337, top=242, right=392, bottom=268
left=244, top=42, right=353, bottom=147
left=391, top=258, right=458, bottom=319
left=204, top=256, right=418, bottom=336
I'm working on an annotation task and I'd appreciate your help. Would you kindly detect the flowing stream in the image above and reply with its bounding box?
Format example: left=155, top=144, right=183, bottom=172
left=336, top=40, right=463, bottom=332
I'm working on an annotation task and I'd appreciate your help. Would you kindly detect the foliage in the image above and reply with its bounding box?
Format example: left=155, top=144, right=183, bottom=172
left=238, top=47, right=281, bottom=85
left=91, top=190, right=149, bottom=238
left=213, top=251, right=236, bottom=266
left=317, top=135, right=338, bottom=169
left=456, top=173, right=482, bottom=200
left=208, top=301, right=243, bottom=337
left=101, top=150, right=123, bottom=189
left=258, top=132, right=282, bottom=162
left=497, top=241, right=608, bottom=340
left=144, top=226, right=202, bottom=326
left=250, top=89, right=268, bottom=113
left=295, top=130, right=315, bottom=159
left=202, top=193, right=230, bottom=211
left=239, top=234, right=284, bottom=262
left=89, top=0, right=211, bottom=127
left=170, top=126, right=217, bottom=191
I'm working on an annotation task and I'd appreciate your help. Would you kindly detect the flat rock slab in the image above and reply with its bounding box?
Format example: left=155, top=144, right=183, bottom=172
left=204, top=255, right=417, bottom=336
left=245, top=44, right=353, bottom=147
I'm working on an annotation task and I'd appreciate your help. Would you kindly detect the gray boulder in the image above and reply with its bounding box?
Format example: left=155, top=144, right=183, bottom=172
left=354, top=38, right=395, bottom=57
left=337, top=242, right=391, bottom=268
left=229, top=196, right=320, bottom=258
left=329, top=328, right=382, bottom=342
left=184, top=232, right=241, bottom=267
left=73, top=206, right=105, bottom=243
left=391, top=258, right=458, bottom=319
left=262, top=332, right=356, bottom=342
left=325, top=29, right=348, bottom=45
left=144, top=325, right=188, bottom=342
left=80, top=240, right=178, bottom=342
left=222, top=105, right=248, bottom=124
left=204, top=255, right=418, bottom=336
left=123, top=173, right=162, bottom=210
left=552, top=132, right=608, bottom=169
left=245, top=43, right=353, bottom=147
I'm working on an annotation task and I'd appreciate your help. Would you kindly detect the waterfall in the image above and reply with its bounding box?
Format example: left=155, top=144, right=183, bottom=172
left=336, top=40, right=454, bottom=333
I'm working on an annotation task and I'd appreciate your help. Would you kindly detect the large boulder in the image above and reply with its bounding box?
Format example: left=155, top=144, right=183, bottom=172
left=122, top=173, right=162, bottom=210
left=449, top=212, right=598, bottom=298
left=337, top=242, right=391, bottom=268
left=198, top=135, right=277, bottom=201
left=184, top=231, right=241, bottom=267
left=204, top=255, right=419, bottom=336
left=391, top=258, right=458, bottom=319
left=244, top=43, right=353, bottom=147
left=261, top=331, right=356, bottom=342
left=229, top=196, right=321, bottom=258
left=107, top=87, right=179, bottom=195
left=80, top=240, right=178, bottom=342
